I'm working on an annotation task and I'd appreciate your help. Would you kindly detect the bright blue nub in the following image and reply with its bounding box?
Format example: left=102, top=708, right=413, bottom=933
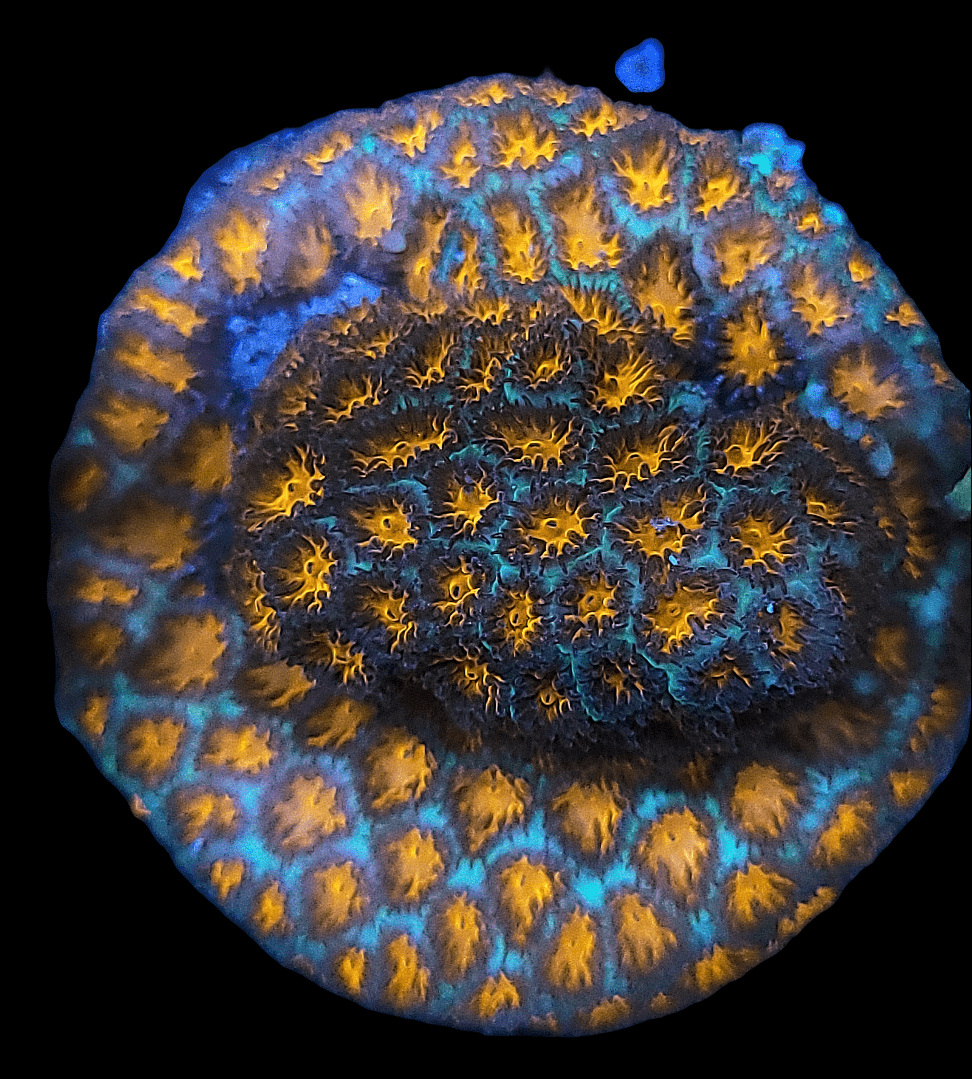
left=615, top=38, right=665, bottom=93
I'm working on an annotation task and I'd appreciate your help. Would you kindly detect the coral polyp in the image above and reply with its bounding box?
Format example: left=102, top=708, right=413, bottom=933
left=50, top=68, right=968, bottom=1036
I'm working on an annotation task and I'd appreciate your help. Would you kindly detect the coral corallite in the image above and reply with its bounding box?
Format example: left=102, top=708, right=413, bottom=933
left=50, top=71, right=969, bottom=1035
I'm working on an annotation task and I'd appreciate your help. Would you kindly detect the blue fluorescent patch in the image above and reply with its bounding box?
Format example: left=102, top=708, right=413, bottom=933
left=447, top=857, right=487, bottom=890
left=574, top=870, right=606, bottom=908
left=615, top=38, right=665, bottom=93
left=743, top=123, right=806, bottom=174
left=228, top=275, right=382, bottom=391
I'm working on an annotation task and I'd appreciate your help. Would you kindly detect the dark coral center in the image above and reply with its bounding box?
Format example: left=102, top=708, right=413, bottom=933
left=229, top=292, right=896, bottom=753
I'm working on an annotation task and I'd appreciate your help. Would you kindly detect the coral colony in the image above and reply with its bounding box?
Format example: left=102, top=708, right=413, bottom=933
left=49, top=67, right=969, bottom=1035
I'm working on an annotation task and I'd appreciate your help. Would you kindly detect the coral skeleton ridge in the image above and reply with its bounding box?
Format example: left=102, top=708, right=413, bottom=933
left=50, top=72, right=969, bottom=1035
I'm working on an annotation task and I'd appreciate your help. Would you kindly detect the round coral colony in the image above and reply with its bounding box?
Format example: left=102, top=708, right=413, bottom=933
left=49, top=69, right=969, bottom=1035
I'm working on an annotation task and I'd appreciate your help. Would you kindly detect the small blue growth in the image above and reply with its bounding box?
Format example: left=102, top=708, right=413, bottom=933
left=743, top=123, right=806, bottom=174
left=615, top=38, right=665, bottom=93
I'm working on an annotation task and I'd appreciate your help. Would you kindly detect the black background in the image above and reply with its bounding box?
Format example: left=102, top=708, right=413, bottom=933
left=40, top=12, right=966, bottom=1066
